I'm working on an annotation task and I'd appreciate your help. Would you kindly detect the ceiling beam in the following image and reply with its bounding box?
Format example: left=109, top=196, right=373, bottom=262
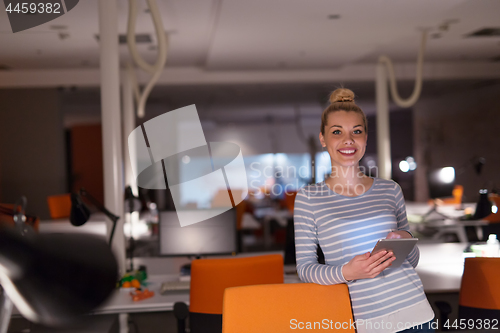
left=0, top=62, right=499, bottom=88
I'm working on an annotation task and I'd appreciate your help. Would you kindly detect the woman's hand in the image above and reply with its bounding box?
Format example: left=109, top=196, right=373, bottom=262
left=342, top=251, right=395, bottom=281
left=386, top=230, right=412, bottom=239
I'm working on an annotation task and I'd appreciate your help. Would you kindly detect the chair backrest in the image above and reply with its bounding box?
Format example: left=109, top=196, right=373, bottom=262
left=222, top=283, right=354, bottom=333
left=47, top=194, right=72, bottom=219
left=189, top=254, right=284, bottom=333
left=459, top=257, right=500, bottom=320
left=190, top=254, right=284, bottom=315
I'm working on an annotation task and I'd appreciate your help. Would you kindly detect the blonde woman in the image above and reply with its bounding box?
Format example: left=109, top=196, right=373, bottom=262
left=294, top=88, right=434, bottom=333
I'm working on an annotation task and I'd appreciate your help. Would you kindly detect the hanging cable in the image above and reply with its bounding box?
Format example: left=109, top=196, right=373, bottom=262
left=378, top=30, right=428, bottom=108
left=127, top=0, right=169, bottom=118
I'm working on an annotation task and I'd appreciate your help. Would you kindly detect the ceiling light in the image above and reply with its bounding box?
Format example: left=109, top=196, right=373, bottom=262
left=467, top=28, right=500, bottom=37
left=50, top=25, right=67, bottom=30
left=95, top=34, right=152, bottom=44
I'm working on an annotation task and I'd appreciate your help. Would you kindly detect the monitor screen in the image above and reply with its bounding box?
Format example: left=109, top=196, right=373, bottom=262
left=428, top=167, right=455, bottom=199
left=159, top=209, right=237, bottom=257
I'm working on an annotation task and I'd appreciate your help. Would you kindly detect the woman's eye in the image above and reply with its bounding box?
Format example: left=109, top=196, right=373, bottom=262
left=354, top=130, right=363, bottom=134
left=332, top=130, right=341, bottom=135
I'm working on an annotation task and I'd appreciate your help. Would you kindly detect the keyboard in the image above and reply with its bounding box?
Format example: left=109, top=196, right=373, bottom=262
left=160, top=280, right=190, bottom=294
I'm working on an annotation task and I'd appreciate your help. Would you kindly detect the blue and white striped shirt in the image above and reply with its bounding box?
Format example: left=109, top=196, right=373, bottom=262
left=294, top=178, right=434, bottom=333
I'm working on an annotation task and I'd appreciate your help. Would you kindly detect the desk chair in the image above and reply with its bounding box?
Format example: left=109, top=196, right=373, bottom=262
left=222, top=283, right=354, bottom=333
left=459, top=257, right=500, bottom=320
left=175, top=254, right=284, bottom=333
left=46, top=194, right=72, bottom=219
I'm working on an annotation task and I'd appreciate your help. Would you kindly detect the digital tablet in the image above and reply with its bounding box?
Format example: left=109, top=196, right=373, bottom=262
left=371, top=238, right=418, bottom=268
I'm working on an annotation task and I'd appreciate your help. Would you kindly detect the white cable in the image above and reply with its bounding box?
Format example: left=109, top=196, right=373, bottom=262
left=378, top=30, right=428, bottom=108
left=127, top=0, right=168, bottom=118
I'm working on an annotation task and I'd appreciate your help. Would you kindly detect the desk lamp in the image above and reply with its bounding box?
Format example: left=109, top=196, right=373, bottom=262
left=0, top=197, right=118, bottom=331
left=70, top=188, right=119, bottom=246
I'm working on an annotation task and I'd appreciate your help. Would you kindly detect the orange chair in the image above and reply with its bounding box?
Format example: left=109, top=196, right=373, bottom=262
left=459, top=257, right=500, bottom=320
left=280, top=191, right=298, bottom=213
left=179, top=254, right=284, bottom=333
left=46, top=194, right=72, bottom=219
left=222, top=283, right=354, bottom=333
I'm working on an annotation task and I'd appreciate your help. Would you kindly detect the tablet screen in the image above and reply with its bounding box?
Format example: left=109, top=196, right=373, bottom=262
left=371, top=238, right=418, bottom=268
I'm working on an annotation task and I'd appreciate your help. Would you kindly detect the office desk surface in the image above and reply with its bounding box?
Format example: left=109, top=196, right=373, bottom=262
left=416, top=242, right=467, bottom=293
left=94, top=275, right=189, bottom=315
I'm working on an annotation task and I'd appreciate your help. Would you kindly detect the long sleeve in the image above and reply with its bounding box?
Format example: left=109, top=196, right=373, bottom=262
left=393, top=183, right=420, bottom=268
left=293, top=188, right=348, bottom=285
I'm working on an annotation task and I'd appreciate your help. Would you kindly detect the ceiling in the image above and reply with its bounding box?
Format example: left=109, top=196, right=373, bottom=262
left=1, top=0, right=500, bottom=123
left=1, top=0, right=499, bottom=71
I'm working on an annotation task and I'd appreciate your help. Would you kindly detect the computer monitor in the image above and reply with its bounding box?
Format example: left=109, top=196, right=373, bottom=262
left=159, top=209, right=237, bottom=257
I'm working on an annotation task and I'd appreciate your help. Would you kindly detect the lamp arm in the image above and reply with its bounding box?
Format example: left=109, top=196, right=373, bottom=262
left=79, top=189, right=119, bottom=246
left=79, top=189, right=119, bottom=223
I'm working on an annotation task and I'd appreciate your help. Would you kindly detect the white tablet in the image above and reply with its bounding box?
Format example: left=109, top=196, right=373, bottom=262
left=371, top=238, right=418, bottom=268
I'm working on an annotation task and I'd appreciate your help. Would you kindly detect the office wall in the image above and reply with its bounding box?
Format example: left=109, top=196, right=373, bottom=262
left=0, top=88, right=66, bottom=219
left=413, top=83, right=500, bottom=202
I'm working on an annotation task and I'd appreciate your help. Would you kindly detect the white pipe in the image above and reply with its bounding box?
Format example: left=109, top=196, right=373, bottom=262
left=98, top=0, right=126, bottom=275
left=376, top=62, right=392, bottom=180
left=122, top=66, right=138, bottom=196
left=127, top=0, right=169, bottom=118
left=378, top=31, right=428, bottom=108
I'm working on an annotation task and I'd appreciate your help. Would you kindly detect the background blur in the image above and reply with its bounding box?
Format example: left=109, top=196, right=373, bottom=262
left=1, top=0, right=499, bottom=219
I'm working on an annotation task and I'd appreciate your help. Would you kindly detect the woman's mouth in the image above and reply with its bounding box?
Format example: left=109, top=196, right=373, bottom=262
left=338, top=149, right=356, bottom=156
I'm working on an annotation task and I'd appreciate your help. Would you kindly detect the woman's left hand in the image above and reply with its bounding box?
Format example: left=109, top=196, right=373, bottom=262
left=386, top=230, right=412, bottom=239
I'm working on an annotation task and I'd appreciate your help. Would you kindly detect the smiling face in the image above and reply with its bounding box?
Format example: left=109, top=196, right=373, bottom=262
left=319, top=111, right=367, bottom=169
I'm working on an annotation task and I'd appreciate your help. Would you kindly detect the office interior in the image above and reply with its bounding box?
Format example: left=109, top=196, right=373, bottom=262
left=1, top=0, right=500, bottom=332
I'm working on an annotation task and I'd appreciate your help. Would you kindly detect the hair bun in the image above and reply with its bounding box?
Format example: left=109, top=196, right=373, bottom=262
left=329, top=88, right=355, bottom=104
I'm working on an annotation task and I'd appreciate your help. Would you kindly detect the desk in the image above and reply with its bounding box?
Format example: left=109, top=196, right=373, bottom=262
left=416, top=243, right=467, bottom=293
left=406, top=202, right=489, bottom=242
left=94, top=275, right=189, bottom=315
left=417, top=219, right=488, bottom=243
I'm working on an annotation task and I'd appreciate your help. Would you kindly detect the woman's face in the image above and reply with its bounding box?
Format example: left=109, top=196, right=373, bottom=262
left=319, top=111, right=367, bottom=169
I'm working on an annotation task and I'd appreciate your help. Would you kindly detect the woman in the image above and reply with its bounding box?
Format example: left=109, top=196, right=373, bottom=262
left=294, top=88, right=435, bottom=333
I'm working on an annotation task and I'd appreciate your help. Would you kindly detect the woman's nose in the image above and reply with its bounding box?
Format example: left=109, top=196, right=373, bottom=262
left=343, top=134, right=355, bottom=144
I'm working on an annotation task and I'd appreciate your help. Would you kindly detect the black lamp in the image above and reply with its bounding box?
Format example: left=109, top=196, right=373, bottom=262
left=0, top=198, right=118, bottom=329
left=70, top=188, right=119, bottom=246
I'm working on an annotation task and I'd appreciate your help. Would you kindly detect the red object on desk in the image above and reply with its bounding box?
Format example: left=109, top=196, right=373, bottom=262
left=130, top=288, right=155, bottom=302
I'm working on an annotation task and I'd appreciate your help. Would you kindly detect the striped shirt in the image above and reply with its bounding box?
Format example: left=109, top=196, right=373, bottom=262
left=294, top=178, right=434, bottom=333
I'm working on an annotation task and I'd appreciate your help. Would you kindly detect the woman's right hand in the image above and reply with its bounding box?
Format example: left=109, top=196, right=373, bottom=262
left=342, top=251, right=395, bottom=281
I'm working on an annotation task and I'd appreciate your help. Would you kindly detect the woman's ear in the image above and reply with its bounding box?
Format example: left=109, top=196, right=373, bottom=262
left=319, top=132, right=326, bottom=147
